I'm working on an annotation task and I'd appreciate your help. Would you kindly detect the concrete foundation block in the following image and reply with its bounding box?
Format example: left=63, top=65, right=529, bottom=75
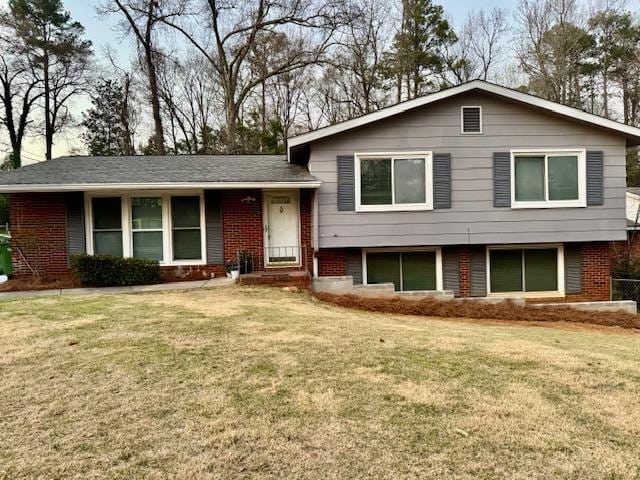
left=312, top=275, right=354, bottom=293
left=535, top=300, right=637, bottom=314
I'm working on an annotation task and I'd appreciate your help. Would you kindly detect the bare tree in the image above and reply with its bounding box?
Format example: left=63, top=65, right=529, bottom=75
left=515, top=0, right=593, bottom=108
left=0, top=38, right=42, bottom=168
left=448, top=8, right=508, bottom=84
left=104, top=0, right=183, bottom=155
left=158, top=0, right=348, bottom=153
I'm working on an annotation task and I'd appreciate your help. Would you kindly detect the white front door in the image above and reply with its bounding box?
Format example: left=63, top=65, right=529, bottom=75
left=264, top=191, right=300, bottom=265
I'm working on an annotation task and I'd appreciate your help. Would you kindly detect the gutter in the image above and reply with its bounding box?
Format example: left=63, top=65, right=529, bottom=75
left=0, top=181, right=322, bottom=193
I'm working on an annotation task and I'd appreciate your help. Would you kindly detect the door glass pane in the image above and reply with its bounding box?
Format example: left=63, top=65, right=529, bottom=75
left=524, top=249, right=557, bottom=291
left=515, top=156, right=545, bottom=201
left=394, top=158, right=426, bottom=204
left=94, top=231, right=123, bottom=257
left=402, top=251, right=436, bottom=291
left=361, top=158, right=392, bottom=205
left=490, top=249, right=523, bottom=292
left=173, top=229, right=202, bottom=260
left=92, top=197, right=121, bottom=229
left=367, top=252, right=401, bottom=290
left=548, top=156, right=579, bottom=200
left=131, top=197, right=162, bottom=229
left=133, top=231, right=163, bottom=260
left=171, top=196, right=200, bottom=228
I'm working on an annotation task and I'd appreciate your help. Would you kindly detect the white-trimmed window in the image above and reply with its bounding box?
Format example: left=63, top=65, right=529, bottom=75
left=461, top=106, right=482, bottom=134
left=511, top=149, right=586, bottom=208
left=363, top=247, right=443, bottom=291
left=92, top=197, right=124, bottom=257
left=86, top=192, right=206, bottom=265
left=355, top=152, right=433, bottom=212
left=487, top=245, right=565, bottom=297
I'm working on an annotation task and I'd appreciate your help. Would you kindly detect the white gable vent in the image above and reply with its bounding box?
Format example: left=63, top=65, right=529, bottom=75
left=461, top=106, right=482, bottom=134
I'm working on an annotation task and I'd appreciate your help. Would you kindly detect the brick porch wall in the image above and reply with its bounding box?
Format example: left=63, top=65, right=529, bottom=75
left=221, top=189, right=313, bottom=272
left=9, top=193, right=69, bottom=278
left=318, top=248, right=347, bottom=276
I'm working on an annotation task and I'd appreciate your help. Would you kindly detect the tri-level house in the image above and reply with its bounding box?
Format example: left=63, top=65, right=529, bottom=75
left=1, top=80, right=639, bottom=301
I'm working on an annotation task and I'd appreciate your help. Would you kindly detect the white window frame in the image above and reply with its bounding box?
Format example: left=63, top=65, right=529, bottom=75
left=85, top=190, right=207, bottom=266
left=354, top=151, right=433, bottom=212
left=486, top=244, right=565, bottom=298
left=361, top=247, right=443, bottom=291
left=510, top=148, right=587, bottom=209
left=460, top=105, right=483, bottom=134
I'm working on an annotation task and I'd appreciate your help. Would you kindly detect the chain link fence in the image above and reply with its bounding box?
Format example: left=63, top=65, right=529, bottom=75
left=611, top=278, right=640, bottom=312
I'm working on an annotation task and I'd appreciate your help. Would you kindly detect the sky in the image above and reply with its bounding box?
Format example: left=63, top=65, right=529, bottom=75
left=0, top=0, right=520, bottom=162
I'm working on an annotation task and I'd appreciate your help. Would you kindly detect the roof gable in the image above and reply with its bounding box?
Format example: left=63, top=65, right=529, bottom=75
left=288, top=80, right=640, bottom=154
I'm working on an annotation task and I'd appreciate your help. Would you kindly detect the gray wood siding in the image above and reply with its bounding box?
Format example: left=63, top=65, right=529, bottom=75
left=308, top=91, right=627, bottom=248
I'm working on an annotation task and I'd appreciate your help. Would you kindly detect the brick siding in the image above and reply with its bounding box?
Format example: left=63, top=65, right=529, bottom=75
left=318, top=248, right=347, bottom=276
left=9, top=193, right=69, bottom=278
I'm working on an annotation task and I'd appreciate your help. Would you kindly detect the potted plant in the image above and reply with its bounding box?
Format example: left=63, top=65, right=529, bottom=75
left=225, top=259, right=239, bottom=279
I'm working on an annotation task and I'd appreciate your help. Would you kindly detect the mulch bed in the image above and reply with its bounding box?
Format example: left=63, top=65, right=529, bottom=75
left=313, top=292, right=640, bottom=330
left=0, top=276, right=75, bottom=292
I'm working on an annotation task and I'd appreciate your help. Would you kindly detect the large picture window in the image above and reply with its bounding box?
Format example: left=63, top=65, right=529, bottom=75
left=365, top=249, right=440, bottom=291
left=356, top=152, right=432, bottom=211
left=489, top=247, right=561, bottom=294
left=87, top=193, right=204, bottom=265
left=512, top=150, right=585, bottom=208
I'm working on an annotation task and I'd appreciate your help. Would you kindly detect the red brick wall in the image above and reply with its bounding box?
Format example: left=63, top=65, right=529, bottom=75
left=9, top=193, right=69, bottom=277
left=318, top=248, right=347, bottom=276
left=577, top=242, right=610, bottom=301
left=221, top=189, right=313, bottom=272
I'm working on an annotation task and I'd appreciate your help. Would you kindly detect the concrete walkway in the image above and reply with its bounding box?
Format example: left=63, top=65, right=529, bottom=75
left=0, top=277, right=235, bottom=301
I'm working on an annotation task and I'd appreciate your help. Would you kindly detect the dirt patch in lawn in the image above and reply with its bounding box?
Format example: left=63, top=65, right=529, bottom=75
left=314, top=292, right=640, bottom=329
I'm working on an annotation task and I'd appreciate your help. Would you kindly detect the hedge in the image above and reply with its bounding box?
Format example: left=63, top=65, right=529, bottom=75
left=70, top=255, right=161, bottom=287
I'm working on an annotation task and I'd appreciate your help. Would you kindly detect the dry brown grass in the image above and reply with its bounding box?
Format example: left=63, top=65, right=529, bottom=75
left=1, top=286, right=639, bottom=479
left=314, top=291, right=640, bottom=329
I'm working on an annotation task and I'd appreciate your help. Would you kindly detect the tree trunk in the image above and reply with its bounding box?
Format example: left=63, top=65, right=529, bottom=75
left=43, top=53, right=53, bottom=161
left=144, top=45, right=165, bottom=155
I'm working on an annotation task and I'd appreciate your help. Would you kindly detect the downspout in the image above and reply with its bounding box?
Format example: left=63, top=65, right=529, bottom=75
left=313, top=187, right=319, bottom=277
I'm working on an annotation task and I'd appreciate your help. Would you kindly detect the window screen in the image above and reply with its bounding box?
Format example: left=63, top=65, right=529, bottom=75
left=171, top=196, right=202, bottom=260
left=92, top=197, right=123, bottom=257
left=131, top=197, right=163, bottom=261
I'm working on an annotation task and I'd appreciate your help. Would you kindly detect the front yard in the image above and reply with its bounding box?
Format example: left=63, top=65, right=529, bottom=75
left=1, top=287, right=639, bottom=479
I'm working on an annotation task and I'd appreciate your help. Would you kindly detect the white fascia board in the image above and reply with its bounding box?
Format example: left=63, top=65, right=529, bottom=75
left=0, top=181, right=322, bottom=193
left=287, top=80, right=640, bottom=149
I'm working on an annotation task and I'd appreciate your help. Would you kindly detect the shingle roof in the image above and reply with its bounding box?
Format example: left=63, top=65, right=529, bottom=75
left=0, top=155, right=319, bottom=191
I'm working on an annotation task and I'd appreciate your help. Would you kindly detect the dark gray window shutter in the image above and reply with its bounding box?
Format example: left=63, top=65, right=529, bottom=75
left=564, top=244, right=582, bottom=294
left=337, top=155, right=355, bottom=211
left=462, top=107, right=481, bottom=133
left=442, top=247, right=460, bottom=296
left=433, top=153, right=451, bottom=209
left=586, top=151, right=604, bottom=206
left=493, top=152, right=511, bottom=207
left=65, top=191, right=85, bottom=261
left=469, top=246, right=487, bottom=297
left=205, top=190, right=224, bottom=264
left=345, top=249, right=363, bottom=285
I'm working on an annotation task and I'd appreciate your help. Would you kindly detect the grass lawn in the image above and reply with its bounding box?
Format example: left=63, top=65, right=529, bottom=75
left=1, top=287, right=640, bottom=479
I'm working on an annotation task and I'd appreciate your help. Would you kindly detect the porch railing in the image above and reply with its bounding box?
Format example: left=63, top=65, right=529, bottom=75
left=235, top=244, right=311, bottom=273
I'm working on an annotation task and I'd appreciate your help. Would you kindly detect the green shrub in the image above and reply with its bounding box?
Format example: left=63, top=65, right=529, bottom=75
left=70, top=255, right=161, bottom=287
